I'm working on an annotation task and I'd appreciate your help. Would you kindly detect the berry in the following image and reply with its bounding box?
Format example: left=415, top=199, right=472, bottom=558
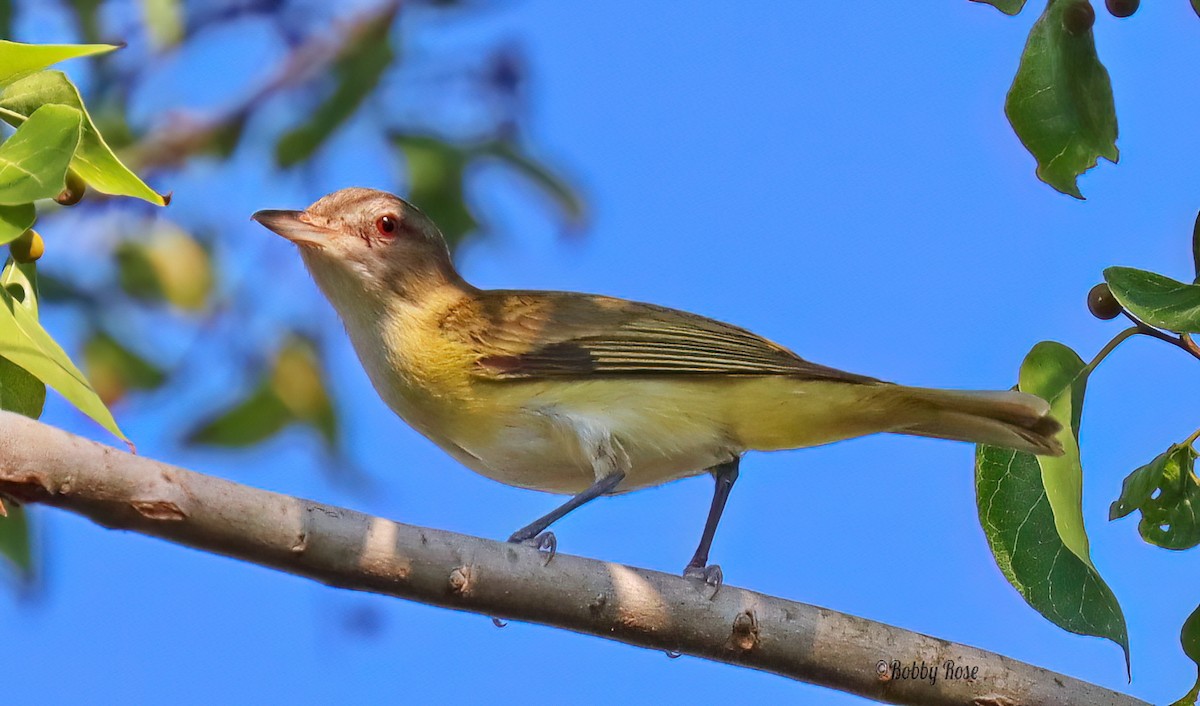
left=1063, top=0, right=1096, bottom=33
left=1087, top=283, right=1122, bottom=320
left=10, top=229, right=45, bottom=263
left=1105, top=0, right=1139, bottom=18
left=55, top=170, right=87, bottom=206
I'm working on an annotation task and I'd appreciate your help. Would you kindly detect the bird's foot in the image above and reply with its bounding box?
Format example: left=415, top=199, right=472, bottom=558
left=508, top=530, right=557, bottom=565
left=683, top=563, right=723, bottom=595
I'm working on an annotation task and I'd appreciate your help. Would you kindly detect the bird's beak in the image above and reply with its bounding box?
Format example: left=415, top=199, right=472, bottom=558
left=251, top=209, right=331, bottom=249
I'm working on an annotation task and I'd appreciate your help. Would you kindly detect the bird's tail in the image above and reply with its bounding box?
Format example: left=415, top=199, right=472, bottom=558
left=885, top=386, right=1064, bottom=456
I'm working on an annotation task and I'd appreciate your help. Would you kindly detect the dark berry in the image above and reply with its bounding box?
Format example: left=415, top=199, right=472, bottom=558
left=1088, top=283, right=1123, bottom=320
left=1105, top=0, right=1139, bottom=18
left=1063, top=0, right=1096, bottom=33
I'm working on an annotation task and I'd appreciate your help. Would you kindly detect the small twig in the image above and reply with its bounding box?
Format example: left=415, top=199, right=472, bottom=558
left=1120, top=311, right=1200, bottom=362
left=124, top=0, right=402, bottom=171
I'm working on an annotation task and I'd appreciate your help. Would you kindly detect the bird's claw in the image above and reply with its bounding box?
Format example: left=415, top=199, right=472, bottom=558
left=683, top=563, right=723, bottom=595
left=508, top=530, right=557, bottom=565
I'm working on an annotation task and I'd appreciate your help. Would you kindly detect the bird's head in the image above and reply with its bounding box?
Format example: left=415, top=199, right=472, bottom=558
left=253, top=187, right=460, bottom=304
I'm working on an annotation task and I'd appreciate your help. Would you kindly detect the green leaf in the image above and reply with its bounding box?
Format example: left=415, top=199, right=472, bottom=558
left=1193, top=0, right=1200, bottom=20
left=66, top=0, right=106, bottom=45
left=275, top=13, right=395, bottom=167
left=0, top=104, right=82, bottom=205
left=83, top=330, right=166, bottom=405
left=0, top=356, right=47, bottom=418
left=479, top=141, right=586, bottom=227
left=1192, top=211, right=1200, bottom=285
left=1004, top=0, right=1118, bottom=199
left=976, top=341, right=1129, bottom=668
left=187, top=384, right=291, bottom=447
left=0, top=203, right=35, bottom=245
left=0, top=40, right=118, bottom=88
left=0, top=258, right=129, bottom=444
left=0, top=504, right=33, bottom=579
left=1018, top=341, right=1091, bottom=562
left=1110, top=443, right=1200, bottom=550
left=393, top=134, right=477, bottom=248
left=971, top=0, right=1029, bottom=15
left=187, top=336, right=337, bottom=448
left=1104, top=266, right=1200, bottom=334
left=1172, top=604, right=1200, bottom=706
left=0, top=71, right=168, bottom=205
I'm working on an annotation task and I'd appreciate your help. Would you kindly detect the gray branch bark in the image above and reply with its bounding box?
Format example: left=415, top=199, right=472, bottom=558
left=0, top=412, right=1145, bottom=706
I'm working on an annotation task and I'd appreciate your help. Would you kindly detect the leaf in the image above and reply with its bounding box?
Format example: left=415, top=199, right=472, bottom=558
left=275, top=12, right=395, bottom=167
left=0, top=40, right=118, bottom=88
left=115, top=223, right=213, bottom=311
left=187, top=336, right=336, bottom=449
left=0, top=258, right=129, bottom=444
left=393, top=134, right=477, bottom=248
left=271, top=336, right=337, bottom=447
left=83, top=330, right=166, bottom=406
left=0, top=103, right=82, bottom=205
left=479, top=141, right=585, bottom=227
left=0, top=356, right=47, bottom=418
left=0, top=504, right=32, bottom=579
left=187, top=384, right=291, bottom=447
left=1173, top=604, right=1200, bottom=706
left=0, top=71, right=168, bottom=205
left=1194, top=0, right=1200, bottom=20
left=1192, top=211, right=1200, bottom=284
left=141, top=0, right=184, bottom=50
left=1004, top=0, right=1118, bottom=199
left=1110, top=443, right=1200, bottom=550
left=1019, top=341, right=1091, bottom=561
left=976, top=341, right=1129, bottom=668
left=1104, top=266, right=1200, bottom=334
left=0, top=203, right=35, bottom=245
left=971, top=0, right=1029, bottom=15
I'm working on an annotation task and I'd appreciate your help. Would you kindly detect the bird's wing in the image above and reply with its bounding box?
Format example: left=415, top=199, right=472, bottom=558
left=441, top=290, right=879, bottom=384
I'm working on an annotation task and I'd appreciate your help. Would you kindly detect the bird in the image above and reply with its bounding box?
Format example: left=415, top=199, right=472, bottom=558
left=253, top=187, right=1062, bottom=586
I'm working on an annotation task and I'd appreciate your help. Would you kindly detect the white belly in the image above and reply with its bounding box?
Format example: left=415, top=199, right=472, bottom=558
left=448, top=380, right=741, bottom=495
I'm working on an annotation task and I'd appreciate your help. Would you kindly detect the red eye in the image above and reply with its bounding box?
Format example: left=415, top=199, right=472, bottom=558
left=375, top=215, right=397, bottom=236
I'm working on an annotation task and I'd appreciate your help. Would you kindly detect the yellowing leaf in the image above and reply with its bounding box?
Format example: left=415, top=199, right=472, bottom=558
left=0, top=71, right=167, bottom=205
left=0, top=40, right=118, bottom=88
left=0, top=259, right=128, bottom=444
left=0, top=104, right=82, bottom=205
left=0, top=203, right=35, bottom=245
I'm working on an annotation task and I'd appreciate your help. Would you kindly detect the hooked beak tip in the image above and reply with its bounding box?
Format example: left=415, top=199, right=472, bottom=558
left=251, top=209, right=327, bottom=248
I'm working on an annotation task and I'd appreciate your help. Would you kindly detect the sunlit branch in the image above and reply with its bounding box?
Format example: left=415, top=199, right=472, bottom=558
left=0, top=412, right=1146, bottom=706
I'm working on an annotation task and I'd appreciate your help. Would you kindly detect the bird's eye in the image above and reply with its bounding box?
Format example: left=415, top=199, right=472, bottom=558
left=375, top=214, right=397, bottom=236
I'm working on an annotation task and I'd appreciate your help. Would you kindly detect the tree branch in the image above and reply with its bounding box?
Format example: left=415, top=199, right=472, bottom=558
left=0, top=412, right=1145, bottom=706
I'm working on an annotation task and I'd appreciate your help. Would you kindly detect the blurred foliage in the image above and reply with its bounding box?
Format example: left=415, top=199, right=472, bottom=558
left=188, top=335, right=336, bottom=449
left=0, top=0, right=582, bottom=588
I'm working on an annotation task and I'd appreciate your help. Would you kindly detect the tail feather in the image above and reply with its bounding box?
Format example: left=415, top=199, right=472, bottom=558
left=887, top=387, right=1064, bottom=456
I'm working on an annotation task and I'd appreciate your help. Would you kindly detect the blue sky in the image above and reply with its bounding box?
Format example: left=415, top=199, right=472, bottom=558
left=5, top=1, right=1200, bottom=704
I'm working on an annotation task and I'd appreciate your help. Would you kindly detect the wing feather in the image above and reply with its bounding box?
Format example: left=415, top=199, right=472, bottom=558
left=442, top=290, right=878, bottom=384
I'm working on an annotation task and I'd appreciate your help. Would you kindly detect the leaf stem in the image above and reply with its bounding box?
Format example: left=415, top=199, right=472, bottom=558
left=1119, top=311, right=1200, bottom=362
left=0, top=106, right=27, bottom=124
left=1084, top=326, right=1140, bottom=374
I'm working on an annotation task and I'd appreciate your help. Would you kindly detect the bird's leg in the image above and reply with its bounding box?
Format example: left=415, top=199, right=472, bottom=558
left=508, top=471, right=626, bottom=562
left=683, top=457, right=740, bottom=588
